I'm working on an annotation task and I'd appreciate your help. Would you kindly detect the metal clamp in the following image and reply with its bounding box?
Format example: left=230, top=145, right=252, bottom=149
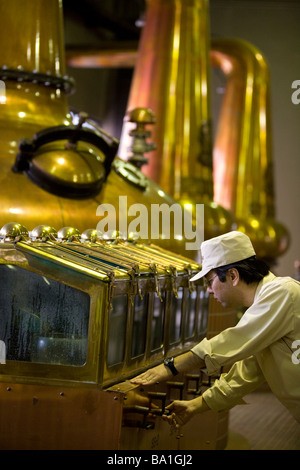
left=149, top=263, right=163, bottom=301
left=128, top=263, right=143, bottom=300
left=107, top=271, right=116, bottom=310
left=168, top=265, right=178, bottom=298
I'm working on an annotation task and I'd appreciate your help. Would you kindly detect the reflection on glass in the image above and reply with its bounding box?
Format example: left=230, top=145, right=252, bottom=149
left=198, top=287, right=210, bottom=333
left=185, top=288, right=197, bottom=338
left=151, top=292, right=165, bottom=351
left=131, top=294, right=149, bottom=357
left=169, top=288, right=183, bottom=343
left=0, top=265, right=90, bottom=366
left=107, top=294, right=128, bottom=366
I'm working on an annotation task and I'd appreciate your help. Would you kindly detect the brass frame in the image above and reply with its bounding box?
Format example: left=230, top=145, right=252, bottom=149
left=0, top=236, right=206, bottom=390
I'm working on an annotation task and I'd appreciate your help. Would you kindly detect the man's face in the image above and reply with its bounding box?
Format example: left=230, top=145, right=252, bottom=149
left=205, top=270, right=238, bottom=308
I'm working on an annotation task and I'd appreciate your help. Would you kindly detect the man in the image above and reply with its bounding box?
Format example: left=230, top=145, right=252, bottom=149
left=131, top=231, right=300, bottom=426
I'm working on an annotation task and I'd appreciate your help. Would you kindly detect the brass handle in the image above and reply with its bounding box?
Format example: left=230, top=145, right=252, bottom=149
left=122, top=405, right=155, bottom=429
left=147, top=391, right=167, bottom=415
left=166, top=381, right=184, bottom=401
left=185, top=373, right=201, bottom=395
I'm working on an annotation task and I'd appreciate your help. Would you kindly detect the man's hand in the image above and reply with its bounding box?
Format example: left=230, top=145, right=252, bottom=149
left=162, top=396, right=210, bottom=428
left=130, top=363, right=172, bottom=386
left=130, top=351, right=205, bottom=386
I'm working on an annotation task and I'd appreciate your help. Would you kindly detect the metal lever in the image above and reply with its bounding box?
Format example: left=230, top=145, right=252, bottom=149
left=200, top=370, right=212, bottom=387
left=185, top=373, right=201, bottom=395
left=166, top=381, right=185, bottom=401
left=122, top=405, right=155, bottom=429
left=147, top=391, right=167, bottom=415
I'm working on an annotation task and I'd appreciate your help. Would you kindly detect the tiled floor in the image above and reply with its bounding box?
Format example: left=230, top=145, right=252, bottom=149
left=225, top=387, right=300, bottom=450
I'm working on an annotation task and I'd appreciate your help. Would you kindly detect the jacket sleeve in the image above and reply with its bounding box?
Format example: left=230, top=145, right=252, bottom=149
left=202, top=355, right=266, bottom=411
left=192, top=280, right=294, bottom=375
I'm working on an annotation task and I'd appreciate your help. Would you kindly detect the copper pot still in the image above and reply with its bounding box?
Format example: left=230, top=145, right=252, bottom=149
left=0, top=0, right=202, bottom=260
left=0, top=0, right=289, bottom=263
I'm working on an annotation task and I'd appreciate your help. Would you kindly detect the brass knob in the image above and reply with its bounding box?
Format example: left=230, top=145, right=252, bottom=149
left=0, top=222, right=28, bottom=241
left=57, top=226, right=81, bottom=241
left=81, top=228, right=98, bottom=242
left=31, top=225, right=57, bottom=240
left=127, top=107, right=156, bottom=125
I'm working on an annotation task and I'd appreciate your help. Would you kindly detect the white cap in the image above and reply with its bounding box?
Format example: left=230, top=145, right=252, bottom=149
left=190, top=231, right=256, bottom=282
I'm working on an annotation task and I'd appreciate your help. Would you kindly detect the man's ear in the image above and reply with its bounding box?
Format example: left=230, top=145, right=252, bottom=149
left=228, top=268, right=240, bottom=286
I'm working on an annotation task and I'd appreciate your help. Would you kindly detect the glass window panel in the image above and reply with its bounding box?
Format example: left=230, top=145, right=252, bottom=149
left=131, top=294, right=149, bottom=358
left=0, top=265, right=90, bottom=366
left=151, top=292, right=165, bottom=351
left=107, top=294, right=128, bottom=366
left=198, top=288, right=210, bottom=333
left=185, top=288, right=197, bottom=338
left=169, top=288, right=183, bottom=344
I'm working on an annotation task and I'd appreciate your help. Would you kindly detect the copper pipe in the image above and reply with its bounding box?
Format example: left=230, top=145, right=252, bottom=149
left=118, top=0, right=234, bottom=241
left=211, top=39, right=290, bottom=259
left=120, top=0, right=213, bottom=203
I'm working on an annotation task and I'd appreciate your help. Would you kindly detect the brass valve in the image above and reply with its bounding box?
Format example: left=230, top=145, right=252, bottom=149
left=126, top=107, right=156, bottom=168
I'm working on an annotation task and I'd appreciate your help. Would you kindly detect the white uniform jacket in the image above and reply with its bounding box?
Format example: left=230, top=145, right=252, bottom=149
left=191, top=272, right=300, bottom=423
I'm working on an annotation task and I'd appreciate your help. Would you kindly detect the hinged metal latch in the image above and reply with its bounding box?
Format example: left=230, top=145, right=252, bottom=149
left=107, top=271, right=115, bottom=310
left=128, top=263, right=143, bottom=301
left=184, top=264, right=196, bottom=293
left=149, top=263, right=163, bottom=301
left=168, top=265, right=178, bottom=298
